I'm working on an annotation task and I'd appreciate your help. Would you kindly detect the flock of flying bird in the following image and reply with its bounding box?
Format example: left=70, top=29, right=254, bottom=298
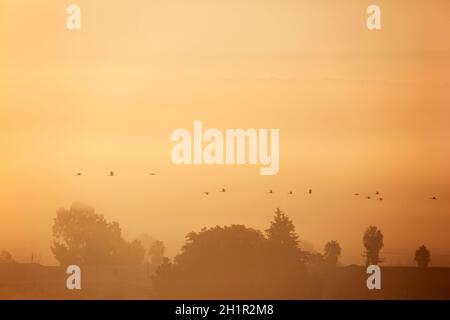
left=76, top=171, right=157, bottom=177
left=74, top=172, right=440, bottom=200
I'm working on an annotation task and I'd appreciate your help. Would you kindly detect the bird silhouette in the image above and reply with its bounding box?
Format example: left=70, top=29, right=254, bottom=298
left=375, top=191, right=380, bottom=195
left=75, top=173, right=82, bottom=176
left=268, top=190, right=273, bottom=194
left=149, top=173, right=157, bottom=176
left=220, top=188, right=226, bottom=193
left=204, top=192, right=209, bottom=196
left=378, top=197, right=383, bottom=201
left=354, top=193, right=360, bottom=196
left=308, top=189, right=312, bottom=194
left=288, top=191, right=293, bottom=195
left=430, top=196, right=438, bottom=200
left=109, top=171, right=114, bottom=177
left=366, top=196, right=372, bottom=199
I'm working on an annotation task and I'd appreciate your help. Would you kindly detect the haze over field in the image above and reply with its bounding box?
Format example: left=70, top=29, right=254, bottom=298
left=1, top=0, right=449, bottom=266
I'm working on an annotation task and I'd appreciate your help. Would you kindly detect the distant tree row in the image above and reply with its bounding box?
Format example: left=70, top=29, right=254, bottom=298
left=47, top=203, right=432, bottom=271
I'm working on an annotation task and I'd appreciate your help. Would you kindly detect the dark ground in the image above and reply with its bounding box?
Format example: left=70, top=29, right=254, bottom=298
left=1, top=264, right=449, bottom=299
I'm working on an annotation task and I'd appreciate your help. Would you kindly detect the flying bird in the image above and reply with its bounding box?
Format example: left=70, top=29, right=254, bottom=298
left=109, top=171, right=114, bottom=177
left=204, top=192, right=209, bottom=196
left=75, top=173, right=82, bottom=176
left=308, top=189, right=312, bottom=194
left=354, top=193, right=360, bottom=196
left=288, top=191, right=293, bottom=195
left=220, top=188, right=226, bottom=193
left=149, top=173, right=157, bottom=176
left=367, top=196, right=372, bottom=199
left=375, top=191, right=380, bottom=195
left=378, top=198, right=384, bottom=201
left=268, top=190, right=273, bottom=194
left=430, top=196, right=438, bottom=200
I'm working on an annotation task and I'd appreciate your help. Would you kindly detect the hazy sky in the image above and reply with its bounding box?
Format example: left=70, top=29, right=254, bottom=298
left=1, top=0, right=449, bottom=266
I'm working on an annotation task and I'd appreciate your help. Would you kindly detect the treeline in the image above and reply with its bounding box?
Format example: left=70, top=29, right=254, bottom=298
left=0, top=202, right=433, bottom=298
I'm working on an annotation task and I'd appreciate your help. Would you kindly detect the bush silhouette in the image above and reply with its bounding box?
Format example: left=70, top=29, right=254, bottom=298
left=414, top=245, right=431, bottom=268
left=0, top=251, right=15, bottom=264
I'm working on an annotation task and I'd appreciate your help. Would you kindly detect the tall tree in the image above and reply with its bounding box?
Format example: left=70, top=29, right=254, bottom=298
left=149, top=240, right=166, bottom=267
left=323, top=240, right=341, bottom=267
left=265, top=208, right=299, bottom=248
left=363, top=226, right=384, bottom=265
left=414, top=245, right=431, bottom=268
left=51, top=202, right=144, bottom=266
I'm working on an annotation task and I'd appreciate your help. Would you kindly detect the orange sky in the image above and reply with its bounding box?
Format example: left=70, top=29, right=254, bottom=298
left=1, top=0, right=449, bottom=266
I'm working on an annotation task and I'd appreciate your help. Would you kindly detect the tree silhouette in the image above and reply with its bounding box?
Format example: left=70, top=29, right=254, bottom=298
left=363, top=226, right=384, bottom=265
left=0, top=251, right=15, bottom=264
left=152, top=225, right=268, bottom=298
left=152, top=222, right=315, bottom=299
left=51, top=202, right=144, bottom=266
left=149, top=240, right=165, bottom=268
left=264, top=208, right=308, bottom=271
left=135, top=233, right=156, bottom=253
left=265, top=208, right=299, bottom=248
left=323, top=240, right=341, bottom=267
left=414, top=245, right=431, bottom=268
